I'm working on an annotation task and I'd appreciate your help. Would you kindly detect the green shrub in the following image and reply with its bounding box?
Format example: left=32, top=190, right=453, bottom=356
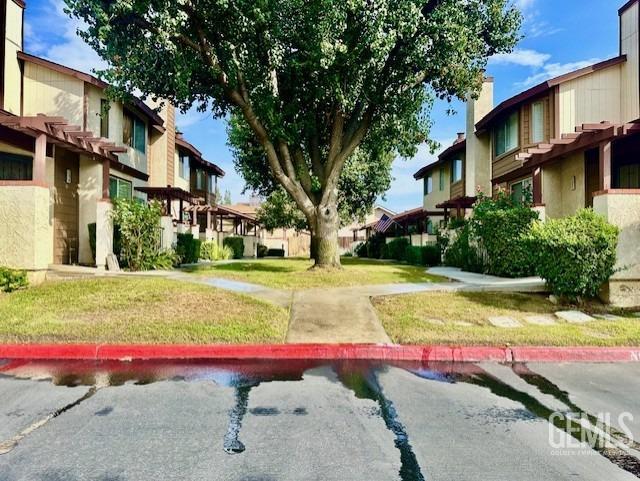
left=470, top=192, right=538, bottom=278
left=354, top=242, right=367, bottom=257
left=404, top=246, right=422, bottom=265
left=421, top=244, right=441, bottom=267
left=442, top=222, right=483, bottom=272
left=151, top=249, right=180, bottom=270
left=366, top=233, right=386, bottom=259
left=267, top=248, right=285, bottom=257
left=176, top=233, right=202, bottom=264
left=257, top=244, right=269, bottom=258
left=111, top=199, right=163, bottom=271
left=201, top=241, right=234, bottom=261
left=88, top=223, right=97, bottom=263
left=530, top=209, right=619, bottom=300
left=386, top=238, right=410, bottom=261
left=0, top=267, right=28, bottom=292
left=223, top=236, right=245, bottom=259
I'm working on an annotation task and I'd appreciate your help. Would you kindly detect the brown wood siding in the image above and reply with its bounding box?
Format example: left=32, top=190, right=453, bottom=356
left=166, top=106, right=175, bottom=186
left=491, top=94, right=553, bottom=181
left=53, top=148, right=79, bottom=264
left=450, top=180, right=464, bottom=199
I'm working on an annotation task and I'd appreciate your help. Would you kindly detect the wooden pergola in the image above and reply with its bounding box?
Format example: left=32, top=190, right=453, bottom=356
left=135, top=186, right=197, bottom=223
left=494, top=121, right=640, bottom=202
left=436, top=196, right=477, bottom=220
left=0, top=113, right=129, bottom=195
left=184, top=203, right=261, bottom=235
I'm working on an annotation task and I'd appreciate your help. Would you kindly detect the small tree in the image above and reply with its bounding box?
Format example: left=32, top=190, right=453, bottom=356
left=111, top=199, right=163, bottom=271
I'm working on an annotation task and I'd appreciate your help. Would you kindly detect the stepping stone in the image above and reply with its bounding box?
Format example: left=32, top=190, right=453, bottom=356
left=454, top=321, right=473, bottom=327
left=593, top=314, right=623, bottom=321
left=424, top=318, right=445, bottom=325
left=487, top=316, right=522, bottom=328
left=555, top=310, right=595, bottom=324
left=524, top=315, right=557, bottom=326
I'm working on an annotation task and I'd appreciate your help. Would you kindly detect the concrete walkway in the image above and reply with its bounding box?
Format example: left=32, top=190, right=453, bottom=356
left=286, top=289, right=392, bottom=344
left=427, top=266, right=547, bottom=292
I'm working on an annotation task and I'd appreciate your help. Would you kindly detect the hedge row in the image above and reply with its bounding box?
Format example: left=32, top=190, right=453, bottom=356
left=356, top=236, right=441, bottom=267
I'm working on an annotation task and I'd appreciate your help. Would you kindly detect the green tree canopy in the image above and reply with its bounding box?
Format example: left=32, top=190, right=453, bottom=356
left=66, top=0, right=521, bottom=267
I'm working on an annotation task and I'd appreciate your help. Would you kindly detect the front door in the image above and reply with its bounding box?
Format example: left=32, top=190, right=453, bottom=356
left=53, top=148, right=79, bottom=264
left=584, top=148, right=599, bottom=208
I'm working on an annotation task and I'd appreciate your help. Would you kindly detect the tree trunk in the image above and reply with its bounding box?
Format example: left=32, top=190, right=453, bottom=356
left=309, top=233, right=318, bottom=261
left=312, top=204, right=341, bottom=268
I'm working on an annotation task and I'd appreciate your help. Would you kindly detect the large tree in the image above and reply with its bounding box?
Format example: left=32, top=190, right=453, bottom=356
left=66, top=0, right=521, bottom=268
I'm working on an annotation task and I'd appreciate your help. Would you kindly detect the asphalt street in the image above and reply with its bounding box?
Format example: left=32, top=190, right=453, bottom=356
left=0, top=359, right=638, bottom=481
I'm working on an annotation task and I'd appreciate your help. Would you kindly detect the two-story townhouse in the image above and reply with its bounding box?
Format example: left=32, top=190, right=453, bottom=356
left=0, top=0, right=226, bottom=277
left=414, top=0, right=640, bottom=306
left=474, top=1, right=640, bottom=306
left=413, top=133, right=465, bottom=223
left=413, top=77, right=494, bottom=225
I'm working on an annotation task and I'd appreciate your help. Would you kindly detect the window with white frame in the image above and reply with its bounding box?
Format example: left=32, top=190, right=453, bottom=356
left=494, top=111, right=519, bottom=157
left=179, top=154, right=190, bottom=180
left=424, top=174, right=433, bottom=195
left=452, top=159, right=463, bottom=183
left=439, top=167, right=445, bottom=190
left=109, top=175, right=132, bottom=200
left=531, top=101, right=544, bottom=144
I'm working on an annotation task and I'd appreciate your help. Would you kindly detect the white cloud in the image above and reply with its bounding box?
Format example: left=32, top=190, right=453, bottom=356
left=517, top=58, right=601, bottom=88
left=490, top=48, right=551, bottom=68
left=176, top=107, right=215, bottom=130
left=515, top=0, right=536, bottom=11
left=25, top=0, right=105, bottom=75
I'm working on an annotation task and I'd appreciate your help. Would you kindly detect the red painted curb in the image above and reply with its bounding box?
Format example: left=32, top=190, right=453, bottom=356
left=0, top=344, right=639, bottom=362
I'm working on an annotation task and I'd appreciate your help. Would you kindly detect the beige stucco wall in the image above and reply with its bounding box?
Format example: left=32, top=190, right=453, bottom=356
left=593, top=192, right=640, bottom=307
left=78, top=155, right=103, bottom=264
left=542, top=152, right=585, bottom=219
left=23, top=63, right=84, bottom=126
left=423, top=163, right=450, bottom=211
left=558, top=65, right=622, bottom=135
left=3, top=0, right=23, bottom=114
left=465, top=79, right=494, bottom=197
left=621, top=2, right=640, bottom=123
left=174, top=150, right=190, bottom=190
left=0, top=186, right=53, bottom=271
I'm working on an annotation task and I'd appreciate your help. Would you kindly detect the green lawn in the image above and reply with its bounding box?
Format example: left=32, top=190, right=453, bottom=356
left=183, top=257, right=443, bottom=289
left=374, top=291, right=640, bottom=347
left=0, top=278, right=289, bottom=344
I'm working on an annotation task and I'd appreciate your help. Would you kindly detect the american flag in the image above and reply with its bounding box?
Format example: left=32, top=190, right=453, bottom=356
left=373, top=214, right=396, bottom=233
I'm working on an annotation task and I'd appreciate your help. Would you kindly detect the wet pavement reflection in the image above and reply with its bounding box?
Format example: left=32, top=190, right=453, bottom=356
left=0, top=359, right=639, bottom=480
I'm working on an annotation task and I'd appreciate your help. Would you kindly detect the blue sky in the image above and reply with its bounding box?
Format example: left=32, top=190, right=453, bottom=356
left=23, top=0, right=622, bottom=212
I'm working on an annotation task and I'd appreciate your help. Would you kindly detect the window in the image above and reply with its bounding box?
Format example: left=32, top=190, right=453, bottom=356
left=452, top=159, right=463, bottom=183
left=209, top=174, right=217, bottom=194
left=0, top=152, right=32, bottom=180
left=531, top=101, right=544, bottom=144
left=510, top=177, right=532, bottom=204
left=100, top=99, right=109, bottom=139
left=424, top=174, right=433, bottom=195
left=123, top=111, right=146, bottom=153
left=617, top=163, right=640, bottom=188
left=439, top=167, right=445, bottom=191
left=179, top=154, right=190, bottom=180
left=494, top=111, right=519, bottom=157
left=196, top=169, right=206, bottom=190
left=426, top=219, right=435, bottom=235
left=109, top=176, right=133, bottom=200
